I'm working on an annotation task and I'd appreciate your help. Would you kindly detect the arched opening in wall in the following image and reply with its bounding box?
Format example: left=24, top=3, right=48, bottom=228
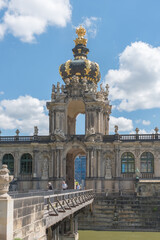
left=67, top=100, right=85, bottom=135
left=66, top=147, right=86, bottom=189
left=76, top=114, right=85, bottom=134
left=75, top=155, right=86, bottom=189
left=2, top=153, right=14, bottom=174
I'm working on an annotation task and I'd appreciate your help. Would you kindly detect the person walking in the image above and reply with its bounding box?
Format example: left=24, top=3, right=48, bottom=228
left=47, top=182, right=53, bottom=190
left=62, top=181, right=68, bottom=190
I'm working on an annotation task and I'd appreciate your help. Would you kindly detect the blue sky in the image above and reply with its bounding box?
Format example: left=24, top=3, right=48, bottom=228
left=0, top=0, right=160, bottom=135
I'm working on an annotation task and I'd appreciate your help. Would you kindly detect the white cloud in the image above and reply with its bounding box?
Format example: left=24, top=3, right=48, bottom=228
left=110, top=116, right=133, bottom=133
left=0, top=0, right=72, bottom=42
left=130, top=129, right=153, bottom=134
left=104, top=41, right=160, bottom=111
left=0, top=91, right=4, bottom=95
left=81, top=16, right=101, bottom=38
left=142, top=120, right=151, bottom=126
left=0, top=95, right=48, bottom=134
left=0, top=0, right=8, bottom=10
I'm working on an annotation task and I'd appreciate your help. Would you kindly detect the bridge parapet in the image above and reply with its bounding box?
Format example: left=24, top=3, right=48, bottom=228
left=10, top=189, right=94, bottom=240
left=44, top=190, right=94, bottom=228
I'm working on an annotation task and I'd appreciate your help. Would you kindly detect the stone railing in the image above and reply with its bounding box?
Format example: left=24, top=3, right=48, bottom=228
left=141, top=173, right=154, bottom=179
left=103, top=134, right=160, bottom=142
left=122, top=173, right=134, bottom=179
left=1, top=133, right=160, bottom=144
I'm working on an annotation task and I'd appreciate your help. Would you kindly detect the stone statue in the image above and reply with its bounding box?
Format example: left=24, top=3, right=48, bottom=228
left=42, top=158, right=48, bottom=180
left=83, top=77, right=87, bottom=85
left=114, top=125, right=118, bottom=134
left=15, top=129, right=20, bottom=136
left=154, top=127, right=159, bottom=134
left=100, top=83, right=104, bottom=92
left=105, top=158, right=112, bottom=179
left=86, top=127, right=95, bottom=136
left=72, top=75, right=79, bottom=84
left=52, top=84, right=55, bottom=93
left=34, top=126, right=38, bottom=136
left=93, top=83, right=97, bottom=93
left=65, top=78, right=70, bottom=85
left=105, top=84, right=109, bottom=92
left=135, top=128, right=139, bottom=134
left=57, top=82, right=60, bottom=93
left=135, top=167, right=141, bottom=179
left=0, top=165, right=13, bottom=196
left=61, top=85, right=64, bottom=93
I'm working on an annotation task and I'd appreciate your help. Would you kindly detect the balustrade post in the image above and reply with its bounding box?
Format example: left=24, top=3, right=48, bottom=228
left=0, top=165, right=13, bottom=240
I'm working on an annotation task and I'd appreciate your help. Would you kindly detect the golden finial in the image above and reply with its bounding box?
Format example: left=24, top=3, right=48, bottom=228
left=74, top=25, right=87, bottom=46
left=76, top=25, right=86, bottom=38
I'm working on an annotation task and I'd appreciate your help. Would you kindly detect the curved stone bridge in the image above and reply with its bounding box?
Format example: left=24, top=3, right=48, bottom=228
left=0, top=189, right=94, bottom=240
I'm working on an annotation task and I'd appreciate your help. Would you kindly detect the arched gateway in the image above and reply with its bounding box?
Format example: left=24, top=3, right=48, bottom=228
left=46, top=26, right=112, bottom=190
left=66, top=146, right=86, bottom=189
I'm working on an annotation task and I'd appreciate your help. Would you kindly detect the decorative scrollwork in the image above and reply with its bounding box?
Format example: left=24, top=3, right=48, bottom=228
left=84, top=60, right=91, bottom=75
left=65, top=60, right=71, bottom=75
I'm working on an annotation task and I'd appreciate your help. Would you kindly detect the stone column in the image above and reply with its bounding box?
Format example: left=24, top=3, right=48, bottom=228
left=48, top=150, right=53, bottom=178
left=0, top=165, right=13, bottom=240
left=63, top=216, right=79, bottom=240
left=97, top=150, right=101, bottom=177
left=47, top=227, right=52, bottom=240
left=52, top=150, right=56, bottom=178
left=74, top=216, right=78, bottom=235
left=32, top=149, right=39, bottom=190
left=14, top=151, right=19, bottom=179
left=0, top=152, right=3, bottom=169
left=49, top=110, right=51, bottom=134
left=86, top=151, right=90, bottom=178
left=100, top=111, right=103, bottom=133
left=98, top=111, right=100, bottom=133
left=33, top=149, right=39, bottom=178
left=106, top=116, right=110, bottom=135
left=135, top=149, right=140, bottom=171
left=59, top=149, right=64, bottom=178
left=114, top=144, right=120, bottom=177
left=56, top=150, right=60, bottom=178
left=91, top=150, right=94, bottom=177
left=94, top=112, right=97, bottom=133
left=93, top=149, right=97, bottom=177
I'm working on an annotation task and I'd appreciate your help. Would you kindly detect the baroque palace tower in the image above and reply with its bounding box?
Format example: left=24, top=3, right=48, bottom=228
left=0, top=27, right=160, bottom=195
left=47, top=26, right=112, bottom=189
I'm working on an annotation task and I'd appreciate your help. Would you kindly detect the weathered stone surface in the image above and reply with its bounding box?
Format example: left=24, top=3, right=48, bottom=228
left=0, top=197, right=13, bottom=240
left=13, top=195, right=46, bottom=240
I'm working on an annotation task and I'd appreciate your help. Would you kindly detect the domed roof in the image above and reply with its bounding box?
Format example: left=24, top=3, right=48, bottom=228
left=59, top=26, right=101, bottom=84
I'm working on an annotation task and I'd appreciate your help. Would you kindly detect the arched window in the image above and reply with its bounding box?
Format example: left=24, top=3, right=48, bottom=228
left=2, top=154, right=14, bottom=174
left=121, top=152, right=135, bottom=173
left=20, top=153, right=32, bottom=174
left=140, top=152, right=154, bottom=173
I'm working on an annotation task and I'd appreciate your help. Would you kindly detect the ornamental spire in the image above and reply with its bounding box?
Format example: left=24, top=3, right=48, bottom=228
left=72, top=26, right=89, bottom=60
left=74, top=26, right=87, bottom=46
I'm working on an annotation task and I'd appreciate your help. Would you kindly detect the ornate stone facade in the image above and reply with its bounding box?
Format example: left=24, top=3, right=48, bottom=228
left=0, top=27, right=160, bottom=195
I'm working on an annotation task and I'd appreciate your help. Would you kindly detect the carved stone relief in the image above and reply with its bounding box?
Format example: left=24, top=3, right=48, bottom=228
left=105, top=157, right=112, bottom=179
left=41, top=158, right=49, bottom=180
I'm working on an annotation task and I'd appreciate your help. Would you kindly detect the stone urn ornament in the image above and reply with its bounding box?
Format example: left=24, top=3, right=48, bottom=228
left=0, top=164, right=13, bottom=197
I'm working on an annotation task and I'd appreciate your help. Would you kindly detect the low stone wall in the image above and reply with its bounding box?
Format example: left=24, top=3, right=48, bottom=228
left=13, top=196, right=46, bottom=240
left=137, top=180, right=160, bottom=197
left=79, top=193, right=160, bottom=231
